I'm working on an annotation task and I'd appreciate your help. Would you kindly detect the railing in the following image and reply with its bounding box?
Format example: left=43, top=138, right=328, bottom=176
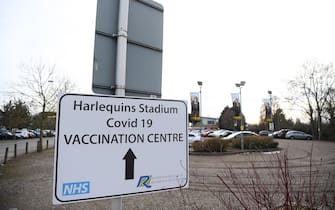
left=0, top=137, right=55, bottom=165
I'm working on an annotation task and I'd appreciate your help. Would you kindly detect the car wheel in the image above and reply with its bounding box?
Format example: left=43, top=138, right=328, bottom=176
left=290, top=136, right=295, bottom=140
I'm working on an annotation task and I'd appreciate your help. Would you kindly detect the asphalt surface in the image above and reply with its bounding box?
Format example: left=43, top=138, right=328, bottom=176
left=0, top=137, right=55, bottom=164
left=0, top=139, right=334, bottom=210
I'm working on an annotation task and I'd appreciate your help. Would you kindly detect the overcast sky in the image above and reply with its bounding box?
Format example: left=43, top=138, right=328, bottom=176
left=1, top=0, right=335, bottom=124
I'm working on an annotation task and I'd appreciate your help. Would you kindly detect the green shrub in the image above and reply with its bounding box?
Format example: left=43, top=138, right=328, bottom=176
left=192, top=138, right=228, bottom=152
left=232, top=136, right=278, bottom=149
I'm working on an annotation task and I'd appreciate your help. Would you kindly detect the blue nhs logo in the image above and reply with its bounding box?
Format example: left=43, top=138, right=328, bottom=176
left=62, top=181, right=90, bottom=196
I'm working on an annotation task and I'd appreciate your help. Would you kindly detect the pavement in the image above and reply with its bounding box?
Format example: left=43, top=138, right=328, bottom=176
left=1, top=139, right=335, bottom=210
left=0, top=147, right=237, bottom=210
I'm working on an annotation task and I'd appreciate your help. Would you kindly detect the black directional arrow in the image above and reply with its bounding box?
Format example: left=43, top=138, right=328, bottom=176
left=123, top=148, right=137, bottom=180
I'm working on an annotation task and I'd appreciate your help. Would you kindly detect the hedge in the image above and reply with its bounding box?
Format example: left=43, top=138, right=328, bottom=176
left=232, top=136, right=278, bottom=149
left=192, top=138, right=229, bottom=152
left=191, top=136, right=278, bottom=152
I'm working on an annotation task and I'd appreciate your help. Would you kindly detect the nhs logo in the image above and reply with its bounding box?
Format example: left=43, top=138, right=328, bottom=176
left=62, top=181, right=90, bottom=196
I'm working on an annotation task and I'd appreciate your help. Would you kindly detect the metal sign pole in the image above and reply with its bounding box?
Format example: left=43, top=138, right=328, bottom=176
left=112, top=198, right=122, bottom=210
left=115, top=0, right=129, bottom=97
left=113, top=0, right=129, bottom=209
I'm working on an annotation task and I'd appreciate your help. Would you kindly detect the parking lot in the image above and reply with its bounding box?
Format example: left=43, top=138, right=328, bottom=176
left=0, top=139, right=334, bottom=209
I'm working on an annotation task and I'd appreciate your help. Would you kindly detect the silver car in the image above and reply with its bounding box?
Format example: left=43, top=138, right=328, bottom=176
left=285, top=130, right=312, bottom=140
left=223, top=131, right=259, bottom=140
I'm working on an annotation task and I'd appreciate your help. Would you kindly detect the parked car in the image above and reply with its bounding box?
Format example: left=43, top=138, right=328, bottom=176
left=208, top=129, right=223, bottom=137
left=259, top=130, right=272, bottom=136
left=14, top=130, right=30, bottom=139
left=273, top=129, right=291, bottom=139
left=219, top=130, right=233, bottom=138
left=0, top=130, right=14, bottom=140
left=285, top=130, right=313, bottom=140
left=208, top=129, right=233, bottom=138
left=28, top=130, right=36, bottom=138
left=188, top=133, right=201, bottom=144
left=201, top=130, right=214, bottom=137
left=223, top=131, right=259, bottom=140
left=35, top=129, right=49, bottom=137
left=31, top=130, right=40, bottom=138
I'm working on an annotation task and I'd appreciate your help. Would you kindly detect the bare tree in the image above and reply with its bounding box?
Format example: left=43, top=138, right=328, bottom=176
left=325, top=88, right=335, bottom=126
left=12, top=61, right=75, bottom=151
left=14, top=62, right=76, bottom=112
left=287, top=61, right=335, bottom=139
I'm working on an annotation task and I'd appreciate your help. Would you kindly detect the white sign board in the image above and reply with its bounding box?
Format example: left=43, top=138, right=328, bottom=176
left=53, top=94, right=188, bottom=204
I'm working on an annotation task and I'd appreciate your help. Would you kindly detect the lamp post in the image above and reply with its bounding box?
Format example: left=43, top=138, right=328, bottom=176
left=235, top=81, right=246, bottom=150
left=268, top=90, right=274, bottom=131
left=197, top=81, right=203, bottom=135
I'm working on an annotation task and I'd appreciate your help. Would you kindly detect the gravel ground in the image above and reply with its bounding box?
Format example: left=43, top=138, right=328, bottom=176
left=0, top=149, right=228, bottom=210
left=1, top=140, right=335, bottom=210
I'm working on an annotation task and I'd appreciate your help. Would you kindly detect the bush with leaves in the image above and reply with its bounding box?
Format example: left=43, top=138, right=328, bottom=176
left=232, top=136, right=278, bottom=150
left=192, top=138, right=229, bottom=152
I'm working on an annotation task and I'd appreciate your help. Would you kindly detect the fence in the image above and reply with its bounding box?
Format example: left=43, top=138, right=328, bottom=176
left=1, top=137, right=55, bottom=165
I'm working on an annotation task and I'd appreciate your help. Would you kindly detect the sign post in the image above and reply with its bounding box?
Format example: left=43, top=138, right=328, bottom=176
left=55, top=0, right=167, bottom=208
left=53, top=94, right=188, bottom=205
left=113, top=0, right=129, bottom=207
